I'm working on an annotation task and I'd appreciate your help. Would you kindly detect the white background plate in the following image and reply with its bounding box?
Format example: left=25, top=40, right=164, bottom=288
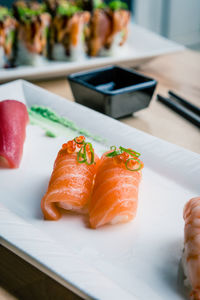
left=0, top=80, right=199, bottom=300
left=0, top=25, right=184, bottom=82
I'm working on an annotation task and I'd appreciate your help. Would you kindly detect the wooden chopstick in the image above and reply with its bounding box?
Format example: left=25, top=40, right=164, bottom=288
left=168, top=90, right=200, bottom=116
left=157, top=94, right=200, bottom=128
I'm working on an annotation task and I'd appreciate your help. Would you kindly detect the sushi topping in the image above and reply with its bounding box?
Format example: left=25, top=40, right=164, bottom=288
left=106, top=146, right=140, bottom=158
left=109, top=1, right=128, bottom=11
left=125, top=158, right=142, bottom=172
left=57, top=2, right=82, bottom=17
left=74, top=136, right=85, bottom=144
left=61, top=136, right=95, bottom=165
left=15, top=3, right=47, bottom=21
left=106, top=146, right=143, bottom=171
left=77, top=141, right=95, bottom=165
left=0, top=7, right=17, bottom=64
left=0, top=7, right=12, bottom=20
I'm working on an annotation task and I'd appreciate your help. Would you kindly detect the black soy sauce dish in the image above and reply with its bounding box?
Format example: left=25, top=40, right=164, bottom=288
left=68, top=66, right=157, bottom=119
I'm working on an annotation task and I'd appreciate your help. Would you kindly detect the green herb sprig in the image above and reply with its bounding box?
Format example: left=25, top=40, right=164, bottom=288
left=57, top=3, right=82, bottom=17
left=106, top=146, right=142, bottom=171
left=17, top=4, right=47, bottom=21
left=94, top=0, right=107, bottom=9
left=109, top=1, right=128, bottom=11
left=74, top=137, right=95, bottom=165
left=0, top=7, right=12, bottom=21
left=106, top=146, right=140, bottom=158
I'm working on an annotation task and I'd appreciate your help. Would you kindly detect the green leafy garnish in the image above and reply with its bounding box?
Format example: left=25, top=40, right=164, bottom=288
left=109, top=1, right=128, bottom=10
left=106, top=146, right=140, bottom=158
left=106, top=146, right=142, bottom=171
left=57, top=3, right=82, bottom=16
left=106, top=149, right=122, bottom=157
left=74, top=137, right=85, bottom=144
left=0, top=7, right=12, bottom=21
left=17, top=3, right=47, bottom=20
left=119, top=146, right=140, bottom=157
left=74, top=138, right=95, bottom=165
left=125, top=158, right=142, bottom=171
left=5, top=30, right=15, bottom=46
left=110, top=145, right=117, bottom=150
left=94, top=0, right=107, bottom=9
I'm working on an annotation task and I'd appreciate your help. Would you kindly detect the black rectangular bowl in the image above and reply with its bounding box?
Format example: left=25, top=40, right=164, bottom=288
left=68, top=66, right=157, bottom=119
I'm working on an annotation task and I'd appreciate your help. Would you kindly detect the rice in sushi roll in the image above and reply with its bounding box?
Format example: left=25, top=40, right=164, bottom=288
left=0, top=6, right=17, bottom=68
left=13, top=1, right=51, bottom=66
left=47, top=0, right=90, bottom=61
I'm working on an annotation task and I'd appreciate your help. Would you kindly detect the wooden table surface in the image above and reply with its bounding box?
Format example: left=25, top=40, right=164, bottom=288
left=36, top=49, right=200, bottom=154
left=1, top=49, right=200, bottom=300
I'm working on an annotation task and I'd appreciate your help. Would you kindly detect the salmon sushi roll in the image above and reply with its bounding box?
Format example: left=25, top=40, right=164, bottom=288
left=182, top=197, right=200, bottom=300
left=13, top=1, right=51, bottom=66
left=89, top=146, right=143, bottom=228
left=41, top=136, right=99, bottom=220
left=0, top=6, right=18, bottom=68
left=47, top=0, right=90, bottom=61
left=85, top=1, right=130, bottom=57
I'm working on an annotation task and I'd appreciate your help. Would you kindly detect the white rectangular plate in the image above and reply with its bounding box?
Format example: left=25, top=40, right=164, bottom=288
left=0, top=80, right=199, bottom=300
left=0, top=25, right=184, bottom=82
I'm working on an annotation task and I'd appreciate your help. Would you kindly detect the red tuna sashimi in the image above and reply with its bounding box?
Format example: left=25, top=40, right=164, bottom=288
left=0, top=100, right=29, bottom=168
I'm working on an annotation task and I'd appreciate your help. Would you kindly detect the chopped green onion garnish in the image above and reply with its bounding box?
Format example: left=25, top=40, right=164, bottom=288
left=75, top=138, right=95, bottom=165
left=74, top=137, right=85, bottom=144
left=0, top=7, right=12, bottom=20
left=17, top=4, right=47, bottom=20
left=106, top=145, right=142, bottom=171
left=94, top=0, right=107, bottom=9
left=57, top=4, right=81, bottom=16
left=77, top=146, right=87, bottom=163
left=119, top=146, right=140, bottom=157
left=109, top=1, right=128, bottom=10
left=85, top=143, right=94, bottom=165
left=110, top=146, right=117, bottom=150
left=106, top=149, right=122, bottom=157
left=125, top=158, right=142, bottom=171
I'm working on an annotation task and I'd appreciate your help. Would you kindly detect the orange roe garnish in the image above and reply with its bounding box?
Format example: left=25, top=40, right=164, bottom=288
left=74, top=136, right=85, bottom=145
left=126, top=157, right=144, bottom=171
left=106, top=146, right=143, bottom=171
left=114, top=152, right=129, bottom=165
left=61, top=136, right=95, bottom=165
left=64, top=140, right=76, bottom=154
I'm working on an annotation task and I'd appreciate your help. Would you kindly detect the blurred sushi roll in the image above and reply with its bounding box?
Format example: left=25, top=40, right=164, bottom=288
left=13, top=1, right=51, bottom=66
left=85, top=0, right=130, bottom=57
left=0, top=0, right=131, bottom=68
left=105, top=1, right=130, bottom=54
left=0, top=6, right=18, bottom=68
left=47, top=0, right=90, bottom=61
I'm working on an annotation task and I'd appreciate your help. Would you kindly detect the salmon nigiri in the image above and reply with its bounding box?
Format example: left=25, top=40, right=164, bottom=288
left=41, top=136, right=99, bottom=220
left=182, top=197, right=200, bottom=300
left=89, top=146, right=143, bottom=229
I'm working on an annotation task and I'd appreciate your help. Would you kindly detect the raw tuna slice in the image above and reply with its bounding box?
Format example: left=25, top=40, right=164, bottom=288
left=0, top=100, right=29, bottom=168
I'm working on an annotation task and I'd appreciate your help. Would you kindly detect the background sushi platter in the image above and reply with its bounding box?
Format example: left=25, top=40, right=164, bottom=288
left=0, top=80, right=200, bottom=300
left=0, top=24, right=184, bottom=82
